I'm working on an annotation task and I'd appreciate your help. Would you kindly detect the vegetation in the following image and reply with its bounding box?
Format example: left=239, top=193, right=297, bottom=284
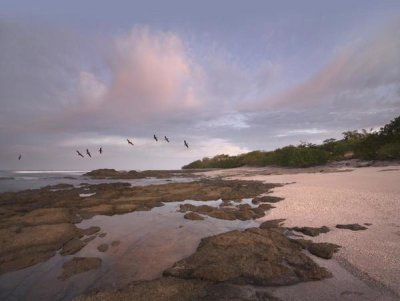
left=182, top=115, right=400, bottom=169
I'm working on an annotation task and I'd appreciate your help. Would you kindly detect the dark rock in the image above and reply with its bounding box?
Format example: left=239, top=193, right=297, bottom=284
left=79, top=226, right=101, bottom=236
left=83, top=235, right=96, bottom=243
left=60, top=238, right=86, bottom=255
left=99, top=233, right=107, bottom=238
left=308, top=242, right=341, bottom=259
left=260, top=219, right=286, bottom=229
left=364, top=223, right=372, bottom=226
left=59, top=257, right=101, bottom=280
left=184, top=212, right=205, bottom=220
left=336, top=224, right=367, bottom=231
left=97, top=243, right=109, bottom=252
left=252, top=196, right=284, bottom=204
left=164, top=227, right=331, bottom=285
left=73, top=277, right=210, bottom=301
left=291, top=226, right=330, bottom=237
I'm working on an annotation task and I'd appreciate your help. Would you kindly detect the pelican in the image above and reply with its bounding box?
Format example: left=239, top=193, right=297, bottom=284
left=76, top=150, right=84, bottom=158
left=86, top=149, right=92, bottom=158
left=153, top=134, right=158, bottom=142
left=18, top=154, right=22, bottom=160
left=99, top=147, right=102, bottom=154
left=127, top=139, right=134, bottom=146
left=184, top=140, right=189, bottom=148
left=164, top=136, right=170, bottom=143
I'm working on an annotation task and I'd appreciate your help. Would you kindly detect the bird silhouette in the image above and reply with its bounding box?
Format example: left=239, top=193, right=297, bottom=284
left=153, top=134, right=158, bottom=142
left=127, top=139, right=134, bottom=146
left=99, top=147, right=102, bottom=154
left=18, top=154, right=22, bottom=160
left=86, top=149, right=92, bottom=158
left=184, top=140, right=189, bottom=148
left=76, top=150, right=84, bottom=158
left=164, top=136, right=170, bottom=143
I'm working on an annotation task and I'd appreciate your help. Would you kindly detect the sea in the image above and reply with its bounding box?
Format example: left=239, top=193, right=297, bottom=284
left=0, top=170, right=193, bottom=193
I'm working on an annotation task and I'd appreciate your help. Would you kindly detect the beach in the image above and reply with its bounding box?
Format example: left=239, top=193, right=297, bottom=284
left=0, top=166, right=399, bottom=300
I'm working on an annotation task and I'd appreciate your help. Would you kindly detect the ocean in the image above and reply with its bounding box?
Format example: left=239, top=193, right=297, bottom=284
left=0, top=170, right=193, bottom=193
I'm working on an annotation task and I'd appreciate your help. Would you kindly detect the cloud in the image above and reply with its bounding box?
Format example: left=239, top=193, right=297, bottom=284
left=76, top=27, right=202, bottom=121
left=248, top=22, right=400, bottom=110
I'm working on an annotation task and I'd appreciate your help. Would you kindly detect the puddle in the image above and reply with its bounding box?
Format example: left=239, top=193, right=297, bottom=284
left=0, top=199, right=258, bottom=301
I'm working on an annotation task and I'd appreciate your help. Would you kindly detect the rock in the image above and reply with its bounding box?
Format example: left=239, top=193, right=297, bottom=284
left=73, top=277, right=283, bottom=301
left=79, top=226, right=101, bottom=236
left=60, top=238, right=86, bottom=255
left=260, top=219, right=286, bottom=229
left=201, top=283, right=283, bottom=301
left=252, top=195, right=284, bottom=204
left=291, top=226, right=330, bottom=237
left=59, top=257, right=102, bottom=280
left=0, top=223, right=81, bottom=275
left=364, top=223, right=372, bottom=226
left=83, top=236, right=96, bottom=243
left=73, top=277, right=210, bottom=301
left=289, top=238, right=313, bottom=249
left=184, top=212, right=205, bottom=220
left=336, top=224, right=367, bottom=231
left=179, top=202, right=273, bottom=222
left=111, top=240, right=120, bottom=247
left=97, top=243, right=109, bottom=252
left=164, top=227, right=331, bottom=286
left=99, top=233, right=107, bottom=238
left=308, top=242, right=341, bottom=259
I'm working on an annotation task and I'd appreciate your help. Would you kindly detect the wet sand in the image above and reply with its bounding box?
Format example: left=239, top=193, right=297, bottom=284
left=217, top=166, right=400, bottom=298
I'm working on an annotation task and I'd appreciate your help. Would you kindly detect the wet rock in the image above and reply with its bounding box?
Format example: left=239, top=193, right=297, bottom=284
left=59, top=257, right=102, bottom=280
left=83, top=236, right=96, bottom=243
left=252, top=195, right=284, bottom=204
left=289, top=238, right=313, bottom=250
left=164, top=227, right=331, bottom=285
left=97, top=243, right=109, bottom=252
left=79, top=226, right=101, bottom=236
left=336, top=224, right=367, bottom=231
left=184, top=212, right=205, bottom=220
left=0, top=223, right=82, bottom=275
left=260, top=219, right=286, bottom=229
left=111, top=240, right=120, bottom=247
left=308, top=242, right=341, bottom=259
left=291, top=226, right=330, bottom=237
left=60, top=238, right=86, bottom=255
left=73, top=277, right=210, bottom=301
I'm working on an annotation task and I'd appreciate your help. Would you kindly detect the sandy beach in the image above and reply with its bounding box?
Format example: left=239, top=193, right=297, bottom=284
left=205, top=165, right=400, bottom=299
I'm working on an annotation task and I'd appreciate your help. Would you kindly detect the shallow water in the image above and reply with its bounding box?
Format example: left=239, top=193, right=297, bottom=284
left=0, top=199, right=259, bottom=301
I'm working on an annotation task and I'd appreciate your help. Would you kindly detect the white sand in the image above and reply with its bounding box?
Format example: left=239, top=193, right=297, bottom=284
left=224, top=166, right=400, bottom=297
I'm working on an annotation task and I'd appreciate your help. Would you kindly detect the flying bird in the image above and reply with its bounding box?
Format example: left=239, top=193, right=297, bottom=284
left=76, top=150, right=84, bottom=158
left=127, top=139, right=134, bottom=146
left=18, top=154, right=22, bottom=160
left=99, top=147, right=102, bottom=154
left=184, top=140, right=189, bottom=148
left=153, top=134, right=158, bottom=142
left=86, top=149, right=92, bottom=158
left=164, top=136, right=170, bottom=143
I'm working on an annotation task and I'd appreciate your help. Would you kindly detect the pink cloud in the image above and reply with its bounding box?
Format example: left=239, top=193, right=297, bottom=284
left=77, top=27, right=201, bottom=121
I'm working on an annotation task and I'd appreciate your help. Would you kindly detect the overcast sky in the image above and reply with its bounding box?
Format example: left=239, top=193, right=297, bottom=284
left=1, top=0, right=399, bottom=170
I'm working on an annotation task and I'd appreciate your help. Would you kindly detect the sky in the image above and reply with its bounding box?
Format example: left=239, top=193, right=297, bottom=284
left=0, top=0, right=399, bottom=170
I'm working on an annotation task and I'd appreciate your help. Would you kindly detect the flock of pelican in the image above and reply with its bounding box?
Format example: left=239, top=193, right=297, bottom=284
left=17, top=135, right=189, bottom=160
left=74, top=135, right=189, bottom=159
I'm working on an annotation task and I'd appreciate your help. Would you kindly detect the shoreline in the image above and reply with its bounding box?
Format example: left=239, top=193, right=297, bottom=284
left=0, top=165, right=399, bottom=300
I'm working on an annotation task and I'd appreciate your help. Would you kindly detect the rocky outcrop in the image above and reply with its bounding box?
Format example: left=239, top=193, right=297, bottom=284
left=252, top=195, right=284, bottom=204
left=179, top=203, right=273, bottom=221
left=336, top=224, right=368, bottom=231
left=164, top=227, right=331, bottom=285
left=290, top=226, right=330, bottom=237
left=184, top=212, right=205, bottom=220
left=97, top=243, right=109, bottom=252
left=60, top=238, right=86, bottom=255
